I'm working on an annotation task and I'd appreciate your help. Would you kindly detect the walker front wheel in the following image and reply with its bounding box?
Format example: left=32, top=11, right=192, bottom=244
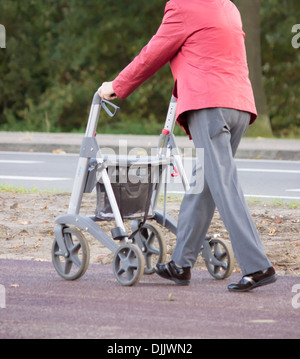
left=113, top=244, right=145, bottom=286
left=52, top=227, right=90, bottom=281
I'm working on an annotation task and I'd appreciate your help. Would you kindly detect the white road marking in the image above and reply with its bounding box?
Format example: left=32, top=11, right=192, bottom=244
left=0, top=175, right=72, bottom=181
left=244, top=194, right=300, bottom=201
left=238, top=168, right=300, bottom=174
left=0, top=160, right=44, bottom=164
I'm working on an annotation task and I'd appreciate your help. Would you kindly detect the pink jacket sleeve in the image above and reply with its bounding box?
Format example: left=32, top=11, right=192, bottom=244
left=112, top=1, right=187, bottom=99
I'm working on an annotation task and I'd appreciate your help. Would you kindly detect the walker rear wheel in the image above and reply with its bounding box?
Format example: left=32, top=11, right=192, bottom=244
left=113, top=244, right=145, bottom=286
left=205, top=238, right=234, bottom=280
left=52, top=227, right=90, bottom=281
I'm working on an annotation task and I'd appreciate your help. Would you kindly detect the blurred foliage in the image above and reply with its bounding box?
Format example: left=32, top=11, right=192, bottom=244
left=260, top=0, right=300, bottom=137
left=0, top=0, right=173, bottom=134
left=0, top=0, right=299, bottom=137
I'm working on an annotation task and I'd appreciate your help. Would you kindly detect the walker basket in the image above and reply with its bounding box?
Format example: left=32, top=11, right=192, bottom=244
left=94, top=156, right=168, bottom=220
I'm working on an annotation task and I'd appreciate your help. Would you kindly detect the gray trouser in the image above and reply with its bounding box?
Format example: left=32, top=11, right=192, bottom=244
left=171, top=108, right=272, bottom=275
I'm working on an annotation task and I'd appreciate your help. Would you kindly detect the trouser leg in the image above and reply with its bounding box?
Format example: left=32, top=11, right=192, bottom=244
left=172, top=179, right=216, bottom=268
left=172, top=108, right=272, bottom=275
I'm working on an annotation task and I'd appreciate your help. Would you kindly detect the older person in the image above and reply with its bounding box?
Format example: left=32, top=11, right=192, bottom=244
left=98, top=0, right=276, bottom=292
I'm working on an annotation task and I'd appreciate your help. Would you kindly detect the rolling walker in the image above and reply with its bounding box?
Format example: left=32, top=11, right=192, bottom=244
left=52, top=92, right=234, bottom=286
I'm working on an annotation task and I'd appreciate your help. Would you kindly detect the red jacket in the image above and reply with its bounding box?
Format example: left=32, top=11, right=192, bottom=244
left=113, top=0, right=257, bottom=136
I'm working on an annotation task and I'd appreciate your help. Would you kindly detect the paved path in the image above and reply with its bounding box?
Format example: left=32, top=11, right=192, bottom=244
left=0, top=259, right=299, bottom=339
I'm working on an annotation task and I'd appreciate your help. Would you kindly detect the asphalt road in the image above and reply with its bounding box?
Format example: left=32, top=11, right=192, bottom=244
left=0, top=151, right=300, bottom=201
left=0, top=259, right=299, bottom=339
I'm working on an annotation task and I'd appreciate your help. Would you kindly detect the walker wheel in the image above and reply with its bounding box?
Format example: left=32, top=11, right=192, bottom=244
left=137, top=223, right=166, bottom=275
left=52, top=227, right=90, bottom=281
left=113, top=244, right=145, bottom=286
left=205, top=238, right=234, bottom=280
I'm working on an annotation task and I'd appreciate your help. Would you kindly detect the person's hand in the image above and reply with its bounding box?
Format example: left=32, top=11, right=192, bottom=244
left=98, top=81, right=117, bottom=100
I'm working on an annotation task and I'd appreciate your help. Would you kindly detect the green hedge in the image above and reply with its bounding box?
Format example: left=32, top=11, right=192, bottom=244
left=0, top=0, right=299, bottom=137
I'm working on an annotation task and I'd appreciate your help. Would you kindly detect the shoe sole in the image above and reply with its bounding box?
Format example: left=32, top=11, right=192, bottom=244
left=156, top=272, right=190, bottom=286
left=228, top=274, right=277, bottom=293
left=255, top=274, right=278, bottom=288
left=172, top=278, right=190, bottom=286
left=154, top=265, right=191, bottom=286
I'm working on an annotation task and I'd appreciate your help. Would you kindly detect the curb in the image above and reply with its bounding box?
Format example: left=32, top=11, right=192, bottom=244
left=0, top=132, right=300, bottom=160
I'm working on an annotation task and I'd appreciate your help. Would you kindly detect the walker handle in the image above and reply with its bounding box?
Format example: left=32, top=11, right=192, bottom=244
left=92, top=91, right=120, bottom=118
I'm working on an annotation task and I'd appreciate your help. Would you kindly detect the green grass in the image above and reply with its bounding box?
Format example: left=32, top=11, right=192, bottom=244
left=271, top=199, right=299, bottom=208
left=0, top=183, right=39, bottom=193
left=157, top=192, right=184, bottom=205
left=287, top=201, right=299, bottom=209
left=1, top=183, right=298, bottom=209
left=0, top=183, right=67, bottom=194
left=246, top=197, right=299, bottom=209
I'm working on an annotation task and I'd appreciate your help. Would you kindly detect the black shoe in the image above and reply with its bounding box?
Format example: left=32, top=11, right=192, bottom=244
left=228, top=267, right=277, bottom=292
left=154, top=261, right=191, bottom=286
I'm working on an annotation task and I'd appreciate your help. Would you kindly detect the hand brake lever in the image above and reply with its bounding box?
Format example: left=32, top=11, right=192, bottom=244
left=93, top=91, right=120, bottom=118
left=101, top=99, right=120, bottom=118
